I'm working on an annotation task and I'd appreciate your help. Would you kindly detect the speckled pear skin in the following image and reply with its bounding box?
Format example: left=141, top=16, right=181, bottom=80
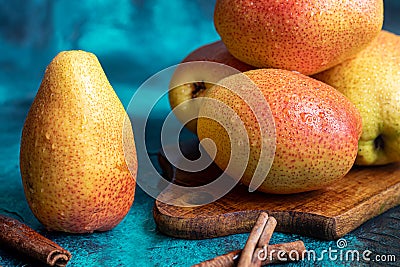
left=197, top=69, right=362, bottom=194
left=214, top=0, right=383, bottom=75
left=314, top=31, right=400, bottom=166
left=181, top=41, right=255, bottom=72
left=20, top=50, right=137, bottom=233
left=169, top=40, right=255, bottom=133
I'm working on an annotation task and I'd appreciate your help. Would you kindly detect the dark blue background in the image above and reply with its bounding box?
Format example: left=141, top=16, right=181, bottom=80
left=0, top=1, right=399, bottom=266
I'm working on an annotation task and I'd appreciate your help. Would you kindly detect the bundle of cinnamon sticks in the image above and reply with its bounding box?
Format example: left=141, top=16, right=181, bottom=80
left=192, top=212, right=306, bottom=267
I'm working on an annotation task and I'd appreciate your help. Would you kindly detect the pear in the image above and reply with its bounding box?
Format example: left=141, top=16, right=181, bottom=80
left=180, top=40, right=255, bottom=71
left=314, top=30, right=400, bottom=165
left=214, top=0, right=383, bottom=75
left=169, top=41, right=255, bottom=133
left=20, top=50, right=137, bottom=233
left=197, top=69, right=362, bottom=194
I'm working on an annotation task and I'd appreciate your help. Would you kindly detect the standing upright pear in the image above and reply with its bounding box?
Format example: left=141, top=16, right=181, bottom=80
left=20, top=50, right=137, bottom=233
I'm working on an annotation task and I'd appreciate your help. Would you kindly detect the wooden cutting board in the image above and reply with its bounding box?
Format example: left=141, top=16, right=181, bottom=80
left=153, top=139, right=400, bottom=240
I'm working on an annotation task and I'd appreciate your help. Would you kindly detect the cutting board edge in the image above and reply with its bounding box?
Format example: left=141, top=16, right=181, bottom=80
left=153, top=184, right=400, bottom=241
left=334, top=181, right=400, bottom=238
left=153, top=204, right=255, bottom=239
left=153, top=201, right=340, bottom=240
left=155, top=142, right=400, bottom=241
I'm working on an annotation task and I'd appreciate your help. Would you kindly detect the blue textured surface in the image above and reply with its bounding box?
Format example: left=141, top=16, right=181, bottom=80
left=0, top=1, right=400, bottom=266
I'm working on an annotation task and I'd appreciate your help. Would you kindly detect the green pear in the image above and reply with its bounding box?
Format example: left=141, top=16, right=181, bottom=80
left=314, top=30, right=400, bottom=165
left=20, top=50, right=137, bottom=233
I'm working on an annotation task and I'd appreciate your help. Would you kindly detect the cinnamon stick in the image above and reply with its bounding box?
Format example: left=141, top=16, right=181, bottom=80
left=191, top=249, right=241, bottom=267
left=251, top=216, right=277, bottom=266
left=237, top=212, right=269, bottom=267
left=261, top=240, right=306, bottom=264
left=191, top=241, right=306, bottom=267
left=257, top=216, right=277, bottom=248
left=0, top=215, right=72, bottom=267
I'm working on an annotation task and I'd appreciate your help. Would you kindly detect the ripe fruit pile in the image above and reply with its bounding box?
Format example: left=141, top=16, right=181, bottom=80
left=169, top=0, right=400, bottom=194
